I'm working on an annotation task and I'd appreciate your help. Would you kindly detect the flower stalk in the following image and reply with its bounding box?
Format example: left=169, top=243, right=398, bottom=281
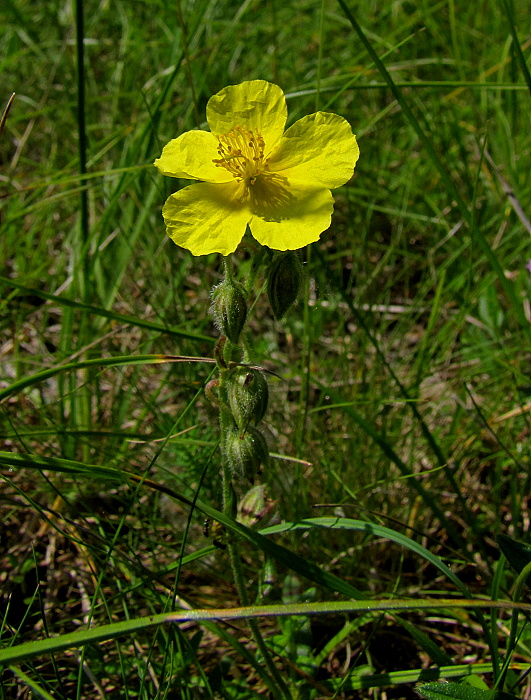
left=154, top=78, right=360, bottom=698
left=210, top=259, right=292, bottom=699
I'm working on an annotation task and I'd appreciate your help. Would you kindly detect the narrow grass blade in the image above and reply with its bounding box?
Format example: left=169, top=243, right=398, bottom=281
left=74, top=0, right=89, bottom=298
left=0, top=354, right=215, bottom=404
left=325, top=663, right=529, bottom=693
left=0, top=275, right=213, bottom=343
left=499, top=0, right=531, bottom=98
left=1, top=599, right=529, bottom=667
left=260, top=518, right=470, bottom=597
left=396, top=616, right=454, bottom=668
left=8, top=667, right=56, bottom=700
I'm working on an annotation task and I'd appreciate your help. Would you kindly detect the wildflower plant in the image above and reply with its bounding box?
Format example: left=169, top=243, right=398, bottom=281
left=155, top=77, right=358, bottom=510
left=4, top=1, right=531, bottom=694
left=155, top=79, right=358, bottom=687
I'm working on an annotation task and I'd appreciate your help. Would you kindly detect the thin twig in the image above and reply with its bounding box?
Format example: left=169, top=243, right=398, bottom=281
left=483, top=149, right=531, bottom=237
left=0, top=93, right=15, bottom=141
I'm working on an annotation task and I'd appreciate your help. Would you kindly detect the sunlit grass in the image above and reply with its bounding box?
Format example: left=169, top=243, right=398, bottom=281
left=2, top=0, right=531, bottom=697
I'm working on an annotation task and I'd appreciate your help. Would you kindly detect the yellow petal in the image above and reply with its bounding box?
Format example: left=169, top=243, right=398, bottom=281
left=162, top=182, right=252, bottom=256
left=154, top=130, right=231, bottom=183
left=268, top=112, right=360, bottom=189
left=206, top=80, right=287, bottom=153
left=248, top=178, right=334, bottom=250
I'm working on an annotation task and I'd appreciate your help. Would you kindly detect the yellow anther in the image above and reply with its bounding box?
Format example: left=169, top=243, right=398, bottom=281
left=213, top=125, right=268, bottom=185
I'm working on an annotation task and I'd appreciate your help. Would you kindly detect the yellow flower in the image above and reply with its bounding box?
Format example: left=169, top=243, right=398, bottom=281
left=154, top=80, right=359, bottom=256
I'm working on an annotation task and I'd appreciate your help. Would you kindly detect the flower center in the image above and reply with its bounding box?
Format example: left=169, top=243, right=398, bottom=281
left=213, top=125, right=269, bottom=185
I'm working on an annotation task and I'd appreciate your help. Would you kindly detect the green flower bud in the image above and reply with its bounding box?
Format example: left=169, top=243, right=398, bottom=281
left=266, top=251, right=303, bottom=320
left=225, top=426, right=270, bottom=482
left=227, top=367, right=269, bottom=430
left=210, top=277, right=247, bottom=343
left=237, top=484, right=274, bottom=528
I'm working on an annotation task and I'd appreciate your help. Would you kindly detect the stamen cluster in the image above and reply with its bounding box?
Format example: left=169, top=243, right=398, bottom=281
left=213, top=125, right=268, bottom=185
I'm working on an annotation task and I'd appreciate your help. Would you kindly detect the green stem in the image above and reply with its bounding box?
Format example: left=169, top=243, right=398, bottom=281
left=218, top=370, right=235, bottom=517
left=219, top=376, right=289, bottom=697
left=227, top=539, right=292, bottom=700
left=74, top=0, right=91, bottom=463
left=296, top=246, right=311, bottom=467
left=223, top=255, right=234, bottom=282
left=215, top=263, right=291, bottom=700
left=75, top=0, right=89, bottom=282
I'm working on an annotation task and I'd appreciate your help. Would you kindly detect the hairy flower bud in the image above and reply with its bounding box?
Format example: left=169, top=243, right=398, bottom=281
left=266, top=251, right=303, bottom=320
left=225, top=426, right=270, bottom=482
left=210, top=277, right=247, bottom=343
left=238, top=484, right=275, bottom=528
left=227, top=367, right=269, bottom=430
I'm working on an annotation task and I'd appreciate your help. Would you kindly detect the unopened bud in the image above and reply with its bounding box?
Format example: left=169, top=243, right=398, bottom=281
left=210, top=277, right=247, bottom=343
left=266, top=251, right=303, bottom=320
left=238, top=484, right=274, bottom=528
left=227, top=368, right=268, bottom=430
left=225, top=426, right=270, bottom=482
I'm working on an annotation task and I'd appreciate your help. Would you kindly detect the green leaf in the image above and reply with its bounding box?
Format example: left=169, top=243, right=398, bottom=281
left=417, top=682, right=520, bottom=700
left=462, top=676, right=490, bottom=690
left=497, top=534, right=531, bottom=584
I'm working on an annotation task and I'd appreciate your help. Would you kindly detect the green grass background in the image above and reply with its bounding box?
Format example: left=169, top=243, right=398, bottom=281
left=2, top=0, right=531, bottom=697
